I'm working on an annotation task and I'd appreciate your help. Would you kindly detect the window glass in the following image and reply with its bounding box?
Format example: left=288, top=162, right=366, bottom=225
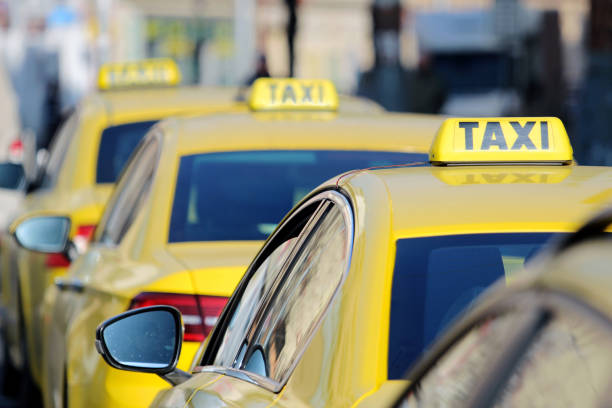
left=389, top=233, right=562, bottom=379
left=169, top=150, right=426, bottom=242
left=399, top=313, right=523, bottom=408
left=213, top=237, right=298, bottom=368
left=495, top=309, right=612, bottom=407
left=95, top=137, right=160, bottom=245
left=243, top=204, right=349, bottom=383
left=96, top=120, right=157, bottom=183
left=40, top=113, right=79, bottom=189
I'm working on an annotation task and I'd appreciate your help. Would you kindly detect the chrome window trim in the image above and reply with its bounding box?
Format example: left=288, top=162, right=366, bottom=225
left=242, top=189, right=354, bottom=392
left=192, top=365, right=283, bottom=391
left=198, top=188, right=355, bottom=394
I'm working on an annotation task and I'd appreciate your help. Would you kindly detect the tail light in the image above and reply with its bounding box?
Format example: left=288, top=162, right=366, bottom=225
left=8, top=139, right=23, bottom=162
left=72, top=224, right=96, bottom=253
left=45, top=253, right=71, bottom=267
left=45, top=224, right=96, bottom=267
left=129, top=292, right=228, bottom=342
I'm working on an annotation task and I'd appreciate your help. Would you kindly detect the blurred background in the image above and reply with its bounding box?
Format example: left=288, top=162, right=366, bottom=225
left=0, top=0, right=610, bottom=163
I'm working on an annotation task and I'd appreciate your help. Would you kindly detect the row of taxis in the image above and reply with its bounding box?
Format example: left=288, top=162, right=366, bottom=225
left=3, top=59, right=442, bottom=407
left=90, top=116, right=612, bottom=407
left=4, top=58, right=612, bottom=408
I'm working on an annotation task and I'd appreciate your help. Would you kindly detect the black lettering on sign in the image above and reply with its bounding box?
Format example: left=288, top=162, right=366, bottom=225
left=482, top=174, right=508, bottom=183
left=510, top=121, right=536, bottom=150
left=268, top=84, right=278, bottom=104
left=481, top=122, right=508, bottom=150
left=540, top=121, right=549, bottom=150
left=282, top=85, right=297, bottom=103
left=512, top=174, right=536, bottom=183
left=319, top=85, right=324, bottom=103
left=302, top=85, right=313, bottom=102
left=459, top=122, right=479, bottom=150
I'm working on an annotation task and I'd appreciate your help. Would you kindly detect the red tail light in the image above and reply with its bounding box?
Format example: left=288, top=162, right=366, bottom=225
left=129, top=292, right=228, bottom=342
left=45, top=253, right=71, bottom=267
left=73, top=224, right=96, bottom=253
left=45, top=224, right=96, bottom=268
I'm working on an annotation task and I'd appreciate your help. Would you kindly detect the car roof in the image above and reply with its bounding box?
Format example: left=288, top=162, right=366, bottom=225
left=336, top=165, right=612, bottom=237
left=87, top=86, right=384, bottom=123
left=162, top=111, right=442, bottom=155
left=86, top=86, right=247, bottom=124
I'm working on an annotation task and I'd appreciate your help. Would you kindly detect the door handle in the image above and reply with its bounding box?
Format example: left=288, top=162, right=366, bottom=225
left=54, top=278, right=85, bottom=293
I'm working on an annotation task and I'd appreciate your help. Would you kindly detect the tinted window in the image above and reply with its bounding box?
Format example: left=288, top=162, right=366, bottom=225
left=169, top=150, right=426, bottom=242
left=95, top=136, right=160, bottom=245
left=213, top=237, right=298, bottom=368
left=242, top=203, right=350, bottom=383
left=388, top=233, right=559, bottom=379
left=495, top=309, right=612, bottom=407
left=96, top=121, right=157, bottom=183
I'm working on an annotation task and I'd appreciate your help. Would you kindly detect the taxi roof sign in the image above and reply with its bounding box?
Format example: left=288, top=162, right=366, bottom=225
left=97, top=58, right=181, bottom=90
left=248, top=78, right=339, bottom=112
left=429, top=117, right=573, bottom=165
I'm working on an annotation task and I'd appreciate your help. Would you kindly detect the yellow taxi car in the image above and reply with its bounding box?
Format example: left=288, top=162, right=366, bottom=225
left=10, top=78, right=441, bottom=408
left=0, top=59, right=247, bottom=398
left=394, top=208, right=612, bottom=408
left=94, top=116, right=612, bottom=407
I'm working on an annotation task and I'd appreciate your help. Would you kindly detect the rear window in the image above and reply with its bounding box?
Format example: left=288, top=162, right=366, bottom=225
left=96, top=121, right=157, bottom=183
left=387, top=233, right=561, bottom=380
left=169, top=150, right=427, bottom=242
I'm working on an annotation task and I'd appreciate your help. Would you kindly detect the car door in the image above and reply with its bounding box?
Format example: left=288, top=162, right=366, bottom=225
left=396, top=291, right=612, bottom=408
left=151, top=189, right=354, bottom=408
left=41, top=131, right=162, bottom=408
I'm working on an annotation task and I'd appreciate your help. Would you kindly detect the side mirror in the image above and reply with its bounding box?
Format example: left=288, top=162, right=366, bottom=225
left=12, top=215, right=71, bottom=254
left=0, top=162, right=24, bottom=190
left=95, top=306, right=191, bottom=385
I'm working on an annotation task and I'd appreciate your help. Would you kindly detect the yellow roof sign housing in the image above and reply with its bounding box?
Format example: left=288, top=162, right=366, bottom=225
left=98, top=58, right=181, bottom=90
left=430, top=117, right=573, bottom=165
left=249, top=78, right=339, bottom=112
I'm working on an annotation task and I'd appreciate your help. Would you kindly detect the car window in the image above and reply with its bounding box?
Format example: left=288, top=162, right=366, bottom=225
left=94, top=134, right=161, bottom=246
left=40, top=112, right=79, bottom=189
left=213, top=237, right=298, bottom=368
left=202, top=196, right=326, bottom=370
left=168, top=150, right=426, bottom=242
left=399, top=312, right=525, bottom=408
left=96, top=120, right=158, bottom=183
left=494, top=307, right=612, bottom=407
left=240, top=201, right=351, bottom=384
left=388, top=232, right=561, bottom=379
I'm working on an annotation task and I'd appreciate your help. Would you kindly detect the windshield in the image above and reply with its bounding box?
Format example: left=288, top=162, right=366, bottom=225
left=96, top=120, right=157, bottom=183
left=387, top=232, right=561, bottom=379
left=169, top=150, right=427, bottom=242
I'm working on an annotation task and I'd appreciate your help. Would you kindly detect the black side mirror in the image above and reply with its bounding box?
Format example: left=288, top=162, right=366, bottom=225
left=95, top=306, right=191, bottom=385
left=12, top=215, right=71, bottom=254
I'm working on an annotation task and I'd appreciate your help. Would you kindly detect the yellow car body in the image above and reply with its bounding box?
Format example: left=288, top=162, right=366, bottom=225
left=132, top=117, right=612, bottom=407
left=41, top=80, right=441, bottom=408
left=0, top=85, right=247, bottom=388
